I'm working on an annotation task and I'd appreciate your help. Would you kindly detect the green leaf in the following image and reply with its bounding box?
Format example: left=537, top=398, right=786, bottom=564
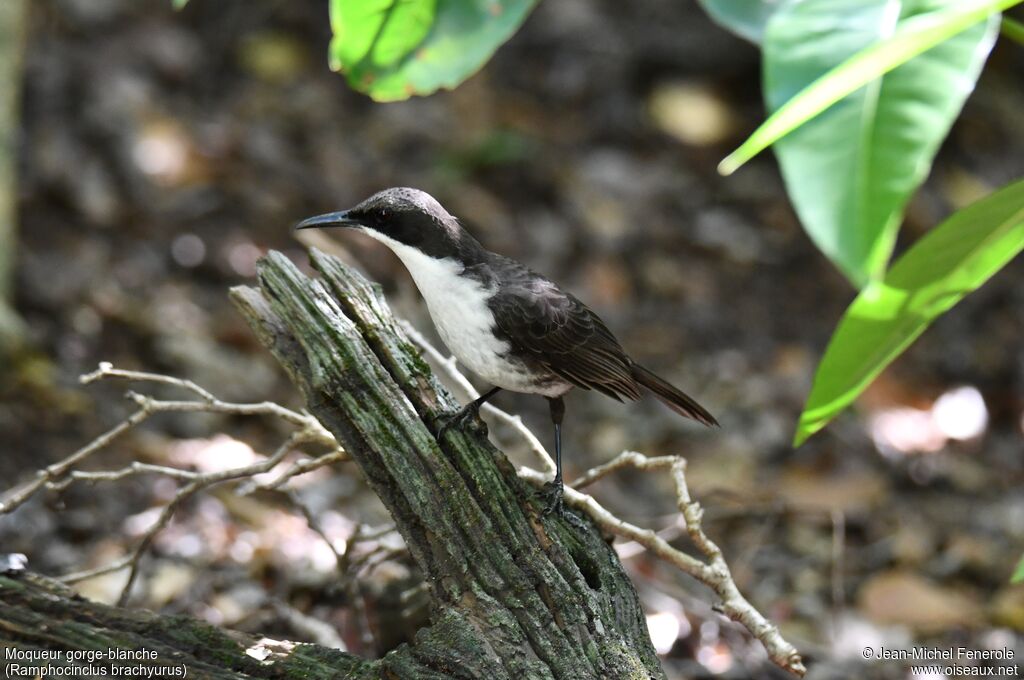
left=328, top=0, right=538, bottom=102
left=1002, top=16, right=1024, bottom=45
left=1013, top=554, right=1024, bottom=583
left=795, top=178, right=1024, bottom=446
left=172, top=0, right=189, bottom=9
left=762, top=0, right=999, bottom=287
left=696, top=0, right=782, bottom=44
left=719, top=0, right=1022, bottom=177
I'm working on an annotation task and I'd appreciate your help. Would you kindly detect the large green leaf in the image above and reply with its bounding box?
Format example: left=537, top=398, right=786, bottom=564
left=719, top=0, right=1019, bottom=177
left=795, top=178, right=1024, bottom=445
left=762, top=0, right=999, bottom=287
left=696, top=0, right=783, bottom=44
left=328, top=0, right=538, bottom=102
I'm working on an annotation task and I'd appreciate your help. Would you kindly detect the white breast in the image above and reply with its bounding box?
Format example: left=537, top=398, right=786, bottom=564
left=370, top=234, right=523, bottom=387
left=366, top=233, right=568, bottom=397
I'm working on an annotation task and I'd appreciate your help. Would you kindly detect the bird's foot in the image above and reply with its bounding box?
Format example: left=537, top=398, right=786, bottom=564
left=538, top=482, right=586, bottom=528
left=436, top=402, right=484, bottom=440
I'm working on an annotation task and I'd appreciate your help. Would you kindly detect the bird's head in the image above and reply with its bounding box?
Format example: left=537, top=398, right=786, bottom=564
left=295, top=188, right=465, bottom=257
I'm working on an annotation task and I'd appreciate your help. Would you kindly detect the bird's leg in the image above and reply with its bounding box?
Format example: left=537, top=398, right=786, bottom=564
left=437, top=386, right=501, bottom=439
left=540, top=396, right=582, bottom=525
left=544, top=397, right=565, bottom=513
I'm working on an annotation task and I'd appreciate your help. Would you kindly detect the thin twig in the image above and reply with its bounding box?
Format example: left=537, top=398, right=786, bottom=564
left=404, top=322, right=804, bottom=674
left=335, top=521, right=400, bottom=650
left=283, top=489, right=345, bottom=567
left=1, top=411, right=148, bottom=513
left=402, top=322, right=556, bottom=475
left=80, top=362, right=217, bottom=402
left=239, top=449, right=349, bottom=494
left=0, top=363, right=341, bottom=516
left=47, top=462, right=201, bottom=489
left=63, top=432, right=303, bottom=606
left=570, top=450, right=679, bottom=489
left=524, top=452, right=805, bottom=675
left=84, top=361, right=336, bottom=442
left=0, top=363, right=350, bottom=610
left=9, top=353, right=805, bottom=675
left=270, top=599, right=346, bottom=649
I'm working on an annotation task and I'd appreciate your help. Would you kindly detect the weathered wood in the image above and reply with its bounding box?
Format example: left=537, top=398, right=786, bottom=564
left=0, top=572, right=373, bottom=679
left=0, top=249, right=665, bottom=680
left=232, top=249, right=664, bottom=680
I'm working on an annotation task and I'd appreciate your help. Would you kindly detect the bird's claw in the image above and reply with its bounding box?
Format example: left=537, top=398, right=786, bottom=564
left=436, top=403, right=482, bottom=439
left=540, top=484, right=561, bottom=516
left=538, top=482, right=585, bottom=527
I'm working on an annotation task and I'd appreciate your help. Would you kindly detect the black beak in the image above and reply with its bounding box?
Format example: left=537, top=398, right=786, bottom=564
left=294, top=210, right=362, bottom=231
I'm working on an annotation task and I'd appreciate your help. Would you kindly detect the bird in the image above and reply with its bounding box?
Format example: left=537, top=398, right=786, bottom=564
left=296, top=187, right=717, bottom=517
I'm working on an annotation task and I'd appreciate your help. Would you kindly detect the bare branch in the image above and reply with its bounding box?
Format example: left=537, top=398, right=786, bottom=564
left=402, top=322, right=556, bottom=475
left=282, top=489, right=345, bottom=567
left=46, top=462, right=200, bottom=490
left=270, top=599, right=346, bottom=649
left=1, top=409, right=149, bottom=514
left=569, top=450, right=679, bottom=489
left=1, top=363, right=354, bottom=611
left=1, top=363, right=342, bottom=516
left=400, top=332, right=803, bottom=674
left=82, top=361, right=337, bottom=443
left=522, top=452, right=806, bottom=676
left=239, top=449, right=349, bottom=494
left=61, top=432, right=302, bottom=608
left=10, top=349, right=805, bottom=675
left=81, top=362, right=218, bottom=402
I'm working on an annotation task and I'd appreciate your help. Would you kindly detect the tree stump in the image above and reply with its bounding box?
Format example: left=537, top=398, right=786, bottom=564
left=0, top=249, right=667, bottom=680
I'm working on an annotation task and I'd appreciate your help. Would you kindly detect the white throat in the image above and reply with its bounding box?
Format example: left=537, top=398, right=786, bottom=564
left=364, top=229, right=504, bottom=366
left=362, top=231, right=479, bottom=305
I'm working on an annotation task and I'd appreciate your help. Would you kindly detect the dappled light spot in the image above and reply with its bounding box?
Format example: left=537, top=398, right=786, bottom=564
left=132, top=124, right=190, bottom=185
left=828, top=614, right=910, bottom=662
left=648, top=81, right=735, bottom=147
left=168, top=435, right=259, bottom=472
left=869, top=385, right=988, bottom=456
left=646, top=611, right=681, bottom=655
left=696, top=619, right=736, bottom=675
left=244, top=637, right=294, bottom=664
left=229, top=531, right=258, bottom=564
left=227, top=242, right=264, bottom=277
left=932, top=385, right=987, bottom=441
left=124, top=507, right=163, bottom=537
left=870, top=407, right=946, bottom=456
left=697, top=641, right=734, bottom=674
left=613, top=539, right=646, bottom=560
left=171, top=234, right=206, bottom=268
left=914, top=670, right=948, bottom=680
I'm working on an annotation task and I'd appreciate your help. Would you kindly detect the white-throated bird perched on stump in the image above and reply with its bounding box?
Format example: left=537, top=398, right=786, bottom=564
left=297, top=187, right=717, bottom=518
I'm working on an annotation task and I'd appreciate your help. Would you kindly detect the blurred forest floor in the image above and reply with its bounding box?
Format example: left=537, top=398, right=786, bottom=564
left=1, top=1, right=1023, bottom=678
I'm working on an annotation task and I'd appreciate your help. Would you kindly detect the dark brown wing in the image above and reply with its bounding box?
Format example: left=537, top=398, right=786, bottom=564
left=485, top=258, right=642, bottom=401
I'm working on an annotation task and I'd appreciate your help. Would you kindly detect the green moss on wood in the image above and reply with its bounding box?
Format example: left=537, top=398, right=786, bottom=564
left=1, top=248, right=665, bottom=680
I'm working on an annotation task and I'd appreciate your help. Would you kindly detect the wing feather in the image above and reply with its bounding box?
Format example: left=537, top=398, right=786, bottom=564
left=486, top=258, right=641, bottom=400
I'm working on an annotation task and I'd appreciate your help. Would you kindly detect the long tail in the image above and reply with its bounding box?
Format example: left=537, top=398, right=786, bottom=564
left=631, top=364, right=718, bottom=427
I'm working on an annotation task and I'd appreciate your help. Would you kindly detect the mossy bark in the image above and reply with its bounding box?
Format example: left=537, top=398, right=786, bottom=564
left=0, top=249, right=664, bottom=679
left=0, top=572, right=373, bottom=679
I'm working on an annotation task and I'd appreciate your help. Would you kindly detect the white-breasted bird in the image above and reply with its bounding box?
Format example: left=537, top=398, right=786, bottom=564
left=297, top=187, right=716, bottom=515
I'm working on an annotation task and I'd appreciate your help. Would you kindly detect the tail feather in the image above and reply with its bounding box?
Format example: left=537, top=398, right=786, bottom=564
left=631, top=364, right=718, bottom=427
